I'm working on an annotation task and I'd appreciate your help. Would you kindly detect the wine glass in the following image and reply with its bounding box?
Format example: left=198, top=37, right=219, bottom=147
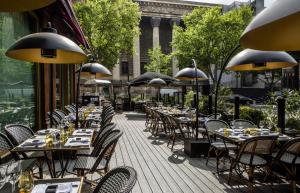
left=7, top=160, right=21, bottom=193
left=0, top=163, right=9, bottom=190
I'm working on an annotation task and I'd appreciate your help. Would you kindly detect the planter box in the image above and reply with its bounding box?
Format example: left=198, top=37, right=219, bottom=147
left=184, top=138, right=210, bottom=158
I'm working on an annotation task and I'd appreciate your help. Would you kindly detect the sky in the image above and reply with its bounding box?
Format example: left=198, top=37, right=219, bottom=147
left=184, top=0, right=276, bottom=6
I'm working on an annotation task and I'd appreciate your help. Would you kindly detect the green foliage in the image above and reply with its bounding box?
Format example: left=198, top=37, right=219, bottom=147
left=172, top=6, right=252, bottom=83
left=286, top=118, right=300, bottom=131
left=74, top=0, right=141, bottom=69
left=217, top=86, right=233, bottom=112
left=268, top=90, right=300, bottom=119
left=184, top=90, right=195, bottom=108
left=240, top=106, right=265, bottom=126
left=145, top=46, right=171, bottom=75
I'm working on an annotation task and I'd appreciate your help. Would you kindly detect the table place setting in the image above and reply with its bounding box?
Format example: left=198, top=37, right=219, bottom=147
left=37, top=128, right=60, bottom=136
left=20, top=138, right=46, bottom=148
left=64, top=137, right=90, bottom=147
left=31, top=181, right=81, bottom=193
left=72, top=129, right=93, bottom=136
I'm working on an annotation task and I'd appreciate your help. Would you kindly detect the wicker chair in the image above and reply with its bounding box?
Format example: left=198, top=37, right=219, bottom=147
left=228, top=136, right=278, bottom=191
left=271, top=137, right=300, bottom=193
left=73, top=130, right=123, bottom=177
left=77, top=123, right=116, bottom=156
left=0, top=132, right=37, bottom=171
left=55, top=109, right=67, bottom=119
left=207, top=113, right=222, bottom=120
left=231, top=119, right=256, bottom=130
left=4, top=124, right=34, bottom=146
left=65, top=105, right=75, bottom=114
left=4, top=124, right=44, bottom=178
left=47, top=111, right=61, bottom=127
left=205, top=119, right=237, bottom=173
left=92, top=166, right=137, bottom=193
left=166, top=115, right=191, bottom=151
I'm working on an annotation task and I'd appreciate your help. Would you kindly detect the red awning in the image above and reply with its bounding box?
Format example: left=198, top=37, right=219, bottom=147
left=58, top=0, right=89, bottom=49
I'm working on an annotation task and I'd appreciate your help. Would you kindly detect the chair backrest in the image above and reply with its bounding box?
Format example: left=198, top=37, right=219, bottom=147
left=55, top=109, right=67, bottom=119
left=231, top=119, right=256, bottom=130
left=205, top=119, right=229, bottom=143
left=47, top=112, right=61, bottom=126
left=207, top=113, right=222, bottom=120
left=236, top=136, right=278, bottom=164
left=91, top=130, right=123, bottom=173
left=92, top=166, right=137, bottom=193
left=101, top=112, right=114, bottom=127
left=0, top=132, right=20, bottom=161
left=92, top=123, right=116, bottom=149
left=4, top=124, right=34, bottom=146
left=205, top=119, right=229, bottom=132
left=276, top=137, right=300, bottom=165
left=65, top=105, right=75, bottom=114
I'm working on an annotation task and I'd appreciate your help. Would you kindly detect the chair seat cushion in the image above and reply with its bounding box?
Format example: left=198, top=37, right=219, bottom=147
left=230, top=153, right=267, bottom=166
left=76, top=149, right=93, bottom=156
left=26, top=151, right=45, bottom=159
left=272, top=152, right=300, bottom=165
left=20, top=158, right=37, bottom=171
left=211, top=142, right=237, bottom=150
left=73, top=156, right=106, bottom=171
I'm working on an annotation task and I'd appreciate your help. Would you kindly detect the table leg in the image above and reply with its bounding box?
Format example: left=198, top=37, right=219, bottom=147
left=43, top=151, right=54, bottom=178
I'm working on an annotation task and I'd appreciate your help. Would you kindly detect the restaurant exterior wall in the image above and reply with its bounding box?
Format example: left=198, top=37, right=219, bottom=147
left=0, top=12, right=37, bottom=132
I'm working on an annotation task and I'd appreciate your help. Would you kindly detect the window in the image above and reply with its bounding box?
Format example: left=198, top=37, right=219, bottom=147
left=0, top=13, right=36, bottom=131
left=121, top=61, right=129, bottom=75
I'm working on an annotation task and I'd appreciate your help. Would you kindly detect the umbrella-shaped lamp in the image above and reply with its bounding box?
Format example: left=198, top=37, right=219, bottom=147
left=225, top=49, right=297, bottom=132
left=5, top=23, right=87, bottom=129
left=240, top=0, right=300, bottom=51
left=175, top=59, right=208, bottom=140
left=148, top=78, right=167, bottom=102
left=226, top=49, right=298, bottom=71
left=75, top=62, right=112, bottom=127
left=1, top=0, right=55, bottom=12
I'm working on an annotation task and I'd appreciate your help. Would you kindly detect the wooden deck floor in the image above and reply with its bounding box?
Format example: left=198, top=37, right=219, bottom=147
left=110, top=113, right=295, bottom=193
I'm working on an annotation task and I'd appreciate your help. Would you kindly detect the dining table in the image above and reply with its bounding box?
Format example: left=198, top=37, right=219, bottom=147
left=11, top=128, right=95, bottom=179
left=2, top=177, right=84, bottom=193
left=210, top=127, right=292, bottom=145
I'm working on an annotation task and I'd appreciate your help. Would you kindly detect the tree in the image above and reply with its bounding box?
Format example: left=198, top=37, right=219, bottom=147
left=74, top=0, right=141, bottom=69
left=172, top=6, right=253, bottom=84
left=145, top=46, right=171, bottom=75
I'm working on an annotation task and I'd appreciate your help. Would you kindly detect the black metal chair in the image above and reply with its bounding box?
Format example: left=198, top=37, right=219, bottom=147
left=228, top=136, right=278, bottom=192
left=207, top=113, right=222, bottom=120
left=231, top=119, right=256, bottom=130
left=270, top=137, right=300, bottom=193
left=205, top=119, right=237, bottom=173
left=54, top=109, right=67, bottom=119
left=73, top=130, right=123, bottom=178
left=92, top=166, right=137, bottom=193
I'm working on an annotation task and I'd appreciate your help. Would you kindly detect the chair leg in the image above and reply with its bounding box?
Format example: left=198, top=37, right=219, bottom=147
left=171, top=134, right=176, bottom=151
left=247, top=166, right=255, bottom=193
left=206, top=147, right=212, bottom=165
left=228, top=160, right=234, bottom=185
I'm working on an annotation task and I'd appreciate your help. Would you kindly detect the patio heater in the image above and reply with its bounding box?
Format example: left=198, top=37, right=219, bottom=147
left=225, top=49, right=297, bottom=132
left=76, top=62, right=112, bottom=128
left=148, top=78, right=167, bottom=103
left=175, top=60, right=208, bottom=157
left=0, top=0, right=55, bottom=12
left=5, top=23, right=87, bottom=128
left=240, top=0, right=300, bottom=51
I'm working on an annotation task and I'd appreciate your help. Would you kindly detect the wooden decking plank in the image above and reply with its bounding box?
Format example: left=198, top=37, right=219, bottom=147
left=115, top=116, right=156, bottom=193
left=120, top=117, right=174, bottom=193
left=122, top=118, right=192, bottom=193
left=129, top=119, right=215, bottom=193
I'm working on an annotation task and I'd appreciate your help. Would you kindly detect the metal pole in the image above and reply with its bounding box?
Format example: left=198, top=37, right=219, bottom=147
left=214, top=44, right=240, bottom=118
left=50, top=64, right=53, bottom=128
left=75, top=64, right=82, bottom=128
left=234, top=96, right=240, bottom=119
left=192, top=59, right=199, bottom=139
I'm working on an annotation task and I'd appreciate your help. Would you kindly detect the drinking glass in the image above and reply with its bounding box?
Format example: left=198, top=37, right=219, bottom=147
left=7, top=160, right=21, bottom=193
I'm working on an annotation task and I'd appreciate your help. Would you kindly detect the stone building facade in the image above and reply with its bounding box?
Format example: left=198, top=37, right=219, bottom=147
left=112, top=0, right=216, bottom=83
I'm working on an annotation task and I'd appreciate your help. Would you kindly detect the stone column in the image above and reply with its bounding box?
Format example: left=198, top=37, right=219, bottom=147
left=132, top=34, right=140, bottom=78
left=113, top=62, right=120, bottom=80
left=151, top=17, right=161, bottom=49
left=171, top=18, right=181, bottom=76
